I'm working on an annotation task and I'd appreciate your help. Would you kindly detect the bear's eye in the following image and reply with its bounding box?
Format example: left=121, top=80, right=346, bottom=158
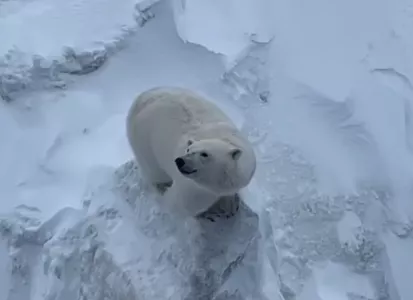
left=200, top=152, right=209, bottom=158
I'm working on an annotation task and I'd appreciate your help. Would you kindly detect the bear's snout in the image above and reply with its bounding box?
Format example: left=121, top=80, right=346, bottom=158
left=175, top=157, right=197, bottom=175
left=175, top=157, right=185, bottom=169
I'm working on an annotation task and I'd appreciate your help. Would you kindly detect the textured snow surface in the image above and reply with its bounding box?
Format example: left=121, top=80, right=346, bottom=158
left=171, top=0, right=275, bottom=66
left=2, top=0, right=413, bottom=299
left=0, top=0, right=158, bottom=101
left=1, top=161, right=261, bottom=299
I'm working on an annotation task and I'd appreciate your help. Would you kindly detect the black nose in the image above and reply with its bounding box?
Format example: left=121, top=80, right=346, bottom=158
left=175, top=157, right=185, bottom=169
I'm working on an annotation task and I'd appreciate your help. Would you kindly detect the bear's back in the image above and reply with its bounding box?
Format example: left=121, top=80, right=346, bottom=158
left=134, top=86, right=234, bottom=127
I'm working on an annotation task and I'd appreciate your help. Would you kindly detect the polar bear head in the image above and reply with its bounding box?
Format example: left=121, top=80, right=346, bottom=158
left=174, top=138, right=255, bottom=195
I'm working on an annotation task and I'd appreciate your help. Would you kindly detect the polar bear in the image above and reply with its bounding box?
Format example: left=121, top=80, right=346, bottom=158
left=126, top=86, right=256, bottom=218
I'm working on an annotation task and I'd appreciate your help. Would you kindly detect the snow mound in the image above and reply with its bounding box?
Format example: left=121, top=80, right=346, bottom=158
left=0, top=0, right=158, bottom=101
left=0, top=160, right=264, bottom=300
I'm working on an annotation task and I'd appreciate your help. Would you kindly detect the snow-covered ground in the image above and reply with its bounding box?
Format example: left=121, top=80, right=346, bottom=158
left=1, top=0, right=413, bottom=299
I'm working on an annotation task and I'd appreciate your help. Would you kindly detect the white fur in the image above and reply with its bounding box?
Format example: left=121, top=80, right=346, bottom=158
left=126, top=86, right=256, bottom=217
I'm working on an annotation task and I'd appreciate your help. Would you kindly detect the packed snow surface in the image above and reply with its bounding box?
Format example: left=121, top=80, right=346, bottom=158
left=1, top=0, right=413, bottom=299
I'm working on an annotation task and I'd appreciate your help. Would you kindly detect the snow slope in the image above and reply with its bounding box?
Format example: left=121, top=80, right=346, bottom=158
left=1, top=0, right=413, bottom=299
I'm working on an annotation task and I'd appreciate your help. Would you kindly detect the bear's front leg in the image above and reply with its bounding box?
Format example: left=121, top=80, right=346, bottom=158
left=154, top=181, right=173, bottom=194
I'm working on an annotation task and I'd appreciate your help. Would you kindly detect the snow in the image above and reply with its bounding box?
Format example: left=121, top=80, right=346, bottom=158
left=171, top=0, right=275, bottom=65
left=336, top=211, right=364, bottom=252
left=0, top=0, right=142, bottom=58
left=382, top=233, right=413, bottom=300
left=298, top=262, right=375, bottom=300
left=1, top=0, right=413, bottom=299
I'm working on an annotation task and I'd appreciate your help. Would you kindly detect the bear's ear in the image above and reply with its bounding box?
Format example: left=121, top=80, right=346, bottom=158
left=187, top=139, right=194, bottom=146
left=230, top=149, right=242, bottom=161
